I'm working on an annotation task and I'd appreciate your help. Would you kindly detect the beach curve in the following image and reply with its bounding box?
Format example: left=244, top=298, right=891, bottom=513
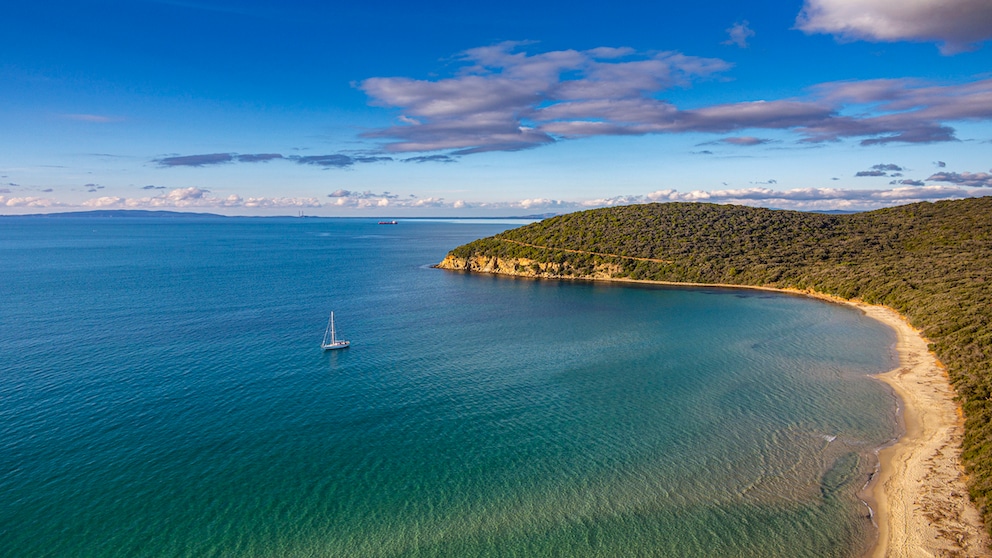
left=844, top=300, right=990, bottom=558
left=645, top=287, right=990, bottom=557
left=658, top=286, right=991, bottom=556
left=644, top=287, right=991, bottom=557
left=438, top=255, right=990, bottom=556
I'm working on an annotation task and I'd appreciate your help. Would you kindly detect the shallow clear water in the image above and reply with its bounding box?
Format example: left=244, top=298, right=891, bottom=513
left=0, top=217, right=898, bottom=557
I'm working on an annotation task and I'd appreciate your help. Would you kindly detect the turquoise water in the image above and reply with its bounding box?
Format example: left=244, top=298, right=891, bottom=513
left=0, top=217, right=898, bottom=557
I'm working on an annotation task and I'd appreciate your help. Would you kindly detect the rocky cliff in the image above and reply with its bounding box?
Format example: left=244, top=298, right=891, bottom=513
left=435, top=254, right=622, bottom=280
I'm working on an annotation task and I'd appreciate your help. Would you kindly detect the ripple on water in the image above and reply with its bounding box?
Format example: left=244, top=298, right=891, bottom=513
left=0, top=219, right=898, bottom=557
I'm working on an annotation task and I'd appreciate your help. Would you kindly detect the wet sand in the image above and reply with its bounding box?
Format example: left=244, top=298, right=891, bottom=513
left=437, top=259, right=991, bottom=556
left=844, top=301, right=990, bottom=557
left=611, top=280, right=991, bottom=556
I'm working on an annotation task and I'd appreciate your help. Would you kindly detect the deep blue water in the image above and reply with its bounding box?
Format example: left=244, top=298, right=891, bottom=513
left=0, top=216, right=898, bottom=557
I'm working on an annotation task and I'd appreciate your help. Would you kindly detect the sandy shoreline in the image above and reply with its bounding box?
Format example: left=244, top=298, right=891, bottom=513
left=630, top=283, right=991, bottom=556
left=648, top=283, right=991, bottom=556
left=437, top=262, right=990, bottom=555
left=837, top=300, right=989, bottom=558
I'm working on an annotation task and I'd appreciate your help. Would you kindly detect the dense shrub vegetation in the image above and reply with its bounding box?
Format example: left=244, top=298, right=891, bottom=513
left=447, top=198, right=992, bottom=527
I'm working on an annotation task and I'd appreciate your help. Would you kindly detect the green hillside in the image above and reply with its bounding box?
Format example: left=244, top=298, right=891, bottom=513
left=443, top=197, right=992, bottom=527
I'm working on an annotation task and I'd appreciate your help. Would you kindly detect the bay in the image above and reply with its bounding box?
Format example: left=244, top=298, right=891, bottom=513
left=0, top=216, right=898, bottom=557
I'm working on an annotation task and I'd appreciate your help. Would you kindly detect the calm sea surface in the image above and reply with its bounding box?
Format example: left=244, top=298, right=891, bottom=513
left=0, top=216, right=898, bottom=557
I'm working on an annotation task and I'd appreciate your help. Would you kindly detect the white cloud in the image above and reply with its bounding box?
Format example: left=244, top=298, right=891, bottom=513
left=360, top=42, right=731, bottom=153
left=386, top=185, right=985, bottom=214
left=360, top=43, right=992, bottom=154
left=796, top=0, right=992, bottom=54
left=81, top=188, right=321, bottom=209
left=81, top=196, right=127, bottom=208
left=927, top=170, right=992, bottom=187
left=723, top=21, right=755, bottom=48
left=239, top=197, right=322, bottom=208
left=1, top=195, right=62, bottom=207
left=49, top=182, right=992, bottom=215
left=620, top=185, right=985, bottom=211
left=714, top=136, right=772, bottom=146
left=481, top=185, right=986, bottom=213
left=408, top=197, right=447, bottom=208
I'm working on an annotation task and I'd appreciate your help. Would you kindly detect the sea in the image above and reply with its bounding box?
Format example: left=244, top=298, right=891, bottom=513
left=0, top=216, right=899, bottom=557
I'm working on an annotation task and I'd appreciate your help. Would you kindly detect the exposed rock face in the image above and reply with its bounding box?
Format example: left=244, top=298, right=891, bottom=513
left=435, top=255, right=621, bottom=280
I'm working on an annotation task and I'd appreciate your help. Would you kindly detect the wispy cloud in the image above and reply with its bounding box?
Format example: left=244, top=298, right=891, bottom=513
left=236, top=153, right=284, bottom=163
left=793, top=77, right=992, bottom=145
left=327, top=190, right=399, bottom=200
left=154, top=152, right=393, bottom=169
left=155, top=153, right=287, bottom=167
left=871, top=163, right=903, bottom=172
left=60, top=113, right=121, bottom=123
left=795, top=0, right=992, bottom=54
left=723, top=21, right=755, bottom=48
left=855, top=163, right=904, bottom=177
left=402, top=155, right=457, bottom=164
left=155, top=153, right=236, bottom=167
left=706, top=136, right=772, bottom=146
left=891, top=179, right=925, bottom=186
left=927, top=170, right=992, bottom=188
left=358, top=43, right=992, bottom=155
left=293, top=154, right=354, bottom=168
left=359, top=42, right=731, bottom=154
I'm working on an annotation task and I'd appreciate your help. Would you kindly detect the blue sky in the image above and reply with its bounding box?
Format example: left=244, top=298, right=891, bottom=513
left=2, top=0, right=991, bottom=215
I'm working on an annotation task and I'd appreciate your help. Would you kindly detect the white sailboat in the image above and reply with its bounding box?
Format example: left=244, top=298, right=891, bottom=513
left=321, top=312, right=350, bottom=350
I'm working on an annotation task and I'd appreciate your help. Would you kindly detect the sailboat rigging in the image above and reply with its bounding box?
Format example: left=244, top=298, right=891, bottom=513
left=321, top=312, right=350, bottom=350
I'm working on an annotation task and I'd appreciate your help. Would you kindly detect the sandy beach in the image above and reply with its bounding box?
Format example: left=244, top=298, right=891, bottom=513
left=823, top=299, right=989, bottom=557
left=688, top=286, right=990, bottom=556
left=623, top=282, right=991, bottom=556
left=585, top=280, right=992, bottom=556
left=439, top=258, right=991, bottom=556
left=649, top=285, right=990, bottom=556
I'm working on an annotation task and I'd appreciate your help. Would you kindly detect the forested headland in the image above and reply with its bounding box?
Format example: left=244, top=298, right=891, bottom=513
left=438, top=197, right=992, bottom=530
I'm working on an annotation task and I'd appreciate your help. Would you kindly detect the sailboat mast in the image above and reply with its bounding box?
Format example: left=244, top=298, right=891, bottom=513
left=321, top=310, right=348, bottom=350
left=323, top=312, right=332, bottom=346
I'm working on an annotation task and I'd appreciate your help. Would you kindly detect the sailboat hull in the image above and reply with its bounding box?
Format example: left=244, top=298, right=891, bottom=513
left=322, top=311, right=349, bottom=350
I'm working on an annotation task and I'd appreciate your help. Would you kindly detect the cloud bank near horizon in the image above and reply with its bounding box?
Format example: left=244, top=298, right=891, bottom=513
left=6, top=175, right=990, bottom=213
left=357, top=42, right=992, bottom=156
